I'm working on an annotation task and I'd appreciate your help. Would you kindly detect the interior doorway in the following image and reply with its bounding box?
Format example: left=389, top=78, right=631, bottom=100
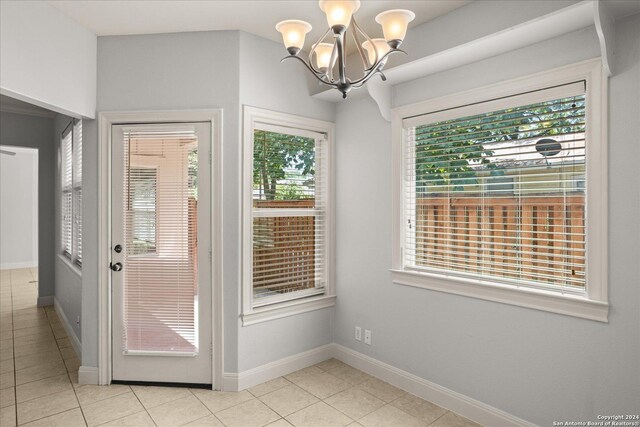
left=0, top=145, right=39, bottom=304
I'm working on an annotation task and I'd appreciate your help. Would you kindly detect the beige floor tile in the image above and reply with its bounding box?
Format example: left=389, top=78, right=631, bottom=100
left=82, top=392, right=144, bottom=427
left=286, top=401, right=353, bottom=427
left=357, top=377, right=406, bottom=403
left=14, top=352, right=62, bottom=371
left=359, top=404, right=427, bottom=427
left=390, top=393, right=447, bottom=424
left=75, top=384, right=131, bottom=406
left=0, top=404, right=16, bottom=427
left=292, top=372, right=350, bottom=400
left=248, top=376, right=291, bottom=397
left=60, top=346, right=78, bottom=360
left=0, top=338, right=12, bottom=350
left=0, top=331, right=12, bottom=341
left=16, top=389, right=79, bottom=424
left=327, top=365, right=373, bottom=386
left=11, top=317, right=44, bottom=328
left=194, top=389, right=254, bottom=413
left=267, top=420, right=294, bottom=427
left=15, top=359, right=67, bottom=385
left=56, top=337, right=72, bottom=349
left=147, top=394, right=211, bottom=427
left=284, top=366, right=324, bottom=383
left=13, top=332, right=56, bottom=347
left=1, top=371, right=15, bottom=389
left=259, top=384, right=319, bottom=417
left=325, top=388, right=385, bottom=420
left=0, top=358, right=14, bottom=374
left=99, top=411, right=155, bottom=427
left=20, top=407, right=86, bottom=427
left=16, top=374, right=71, bottom=403
left=131, top=384, right=193, bottom=409
left=429, top=411, right=482, bottom=427
left=181, top=414, right=225, bottom=426
left=13, top=340, right=59, bottom=358
left=0, top=347, right=13, bottom=362
left=0, top=387, right=15, bottom=408
left=315, top=359, right=348, bottom=372
left=12, top=326, right=52, bottom=338
left=216, top=398, right=280, bottom=427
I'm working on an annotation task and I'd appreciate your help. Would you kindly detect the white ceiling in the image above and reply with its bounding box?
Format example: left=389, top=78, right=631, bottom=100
left=48, top=1, right=470, bottom=49
left=0, top=95, right=56, bottom=118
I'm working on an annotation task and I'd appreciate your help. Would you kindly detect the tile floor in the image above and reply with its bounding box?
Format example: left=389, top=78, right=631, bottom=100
left=1, top=268, right=482, bottom=427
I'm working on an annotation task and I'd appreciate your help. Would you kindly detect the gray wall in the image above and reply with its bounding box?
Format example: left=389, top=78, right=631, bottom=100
left=84, top=30, right=241, bottom=370
left=0, top=145, right=38, bottom=268
left=237, top=31, right=335, bottom=371
left=333, top=15, right=640, bottom=426
left=53, top=113, right=82, bottom=342
left=0, top=111, right=54, bottom=300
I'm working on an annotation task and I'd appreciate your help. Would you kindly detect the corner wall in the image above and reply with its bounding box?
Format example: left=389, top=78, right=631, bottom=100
left=0, top=112, right=55, bottom=301
left=237, top=31, right=336, bottom=372
left=333, top=17, right=640, bottom=425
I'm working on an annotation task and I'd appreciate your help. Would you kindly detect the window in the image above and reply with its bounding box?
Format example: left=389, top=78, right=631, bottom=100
left=129, top=167, right=157, bottom=255
left=61, top=120, right=82, bottom=266
left=392, top=60, right=608, bottom=321
left=242, top=107, right=334, bottom=325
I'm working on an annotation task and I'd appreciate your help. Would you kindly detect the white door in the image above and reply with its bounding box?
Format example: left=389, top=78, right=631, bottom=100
left=111, top=122, right=212, bottom=385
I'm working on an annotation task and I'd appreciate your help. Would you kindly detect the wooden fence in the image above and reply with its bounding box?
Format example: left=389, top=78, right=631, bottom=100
left=413, top=195, right=585, bottom=287
left=253, top=199, right=317, bottom=294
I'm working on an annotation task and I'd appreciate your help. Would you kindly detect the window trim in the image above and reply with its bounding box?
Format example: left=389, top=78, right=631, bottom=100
left=391, top=59, right=608, bottom=322
left=241, top=106, right=335, bottom=326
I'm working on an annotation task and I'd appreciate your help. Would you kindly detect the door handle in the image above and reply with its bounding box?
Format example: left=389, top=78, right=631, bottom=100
left=110, top=262, right=123, bottom=272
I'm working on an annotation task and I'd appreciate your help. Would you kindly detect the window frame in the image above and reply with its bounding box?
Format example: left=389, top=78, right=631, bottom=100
left=391, top=59, right=608, bottom=322
left=241, top=106, right=335, bottom=326
left=61, top=119, right=83, bottom=268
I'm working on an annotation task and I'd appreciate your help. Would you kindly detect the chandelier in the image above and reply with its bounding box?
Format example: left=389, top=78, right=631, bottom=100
left=276, top=1, right=415, bottom=99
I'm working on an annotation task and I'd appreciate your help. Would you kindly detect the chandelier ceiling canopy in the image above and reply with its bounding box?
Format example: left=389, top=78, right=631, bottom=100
left=276, top=1, right=415, bottom=99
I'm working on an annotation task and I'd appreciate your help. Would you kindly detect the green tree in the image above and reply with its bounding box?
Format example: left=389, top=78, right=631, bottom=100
left=415, top=96, right=585, bottom=193
left=253, top=130, right=315, bottom=200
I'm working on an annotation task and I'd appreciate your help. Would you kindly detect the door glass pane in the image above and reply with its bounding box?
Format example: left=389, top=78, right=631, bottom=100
left=122, top=128, right=199, bottom=354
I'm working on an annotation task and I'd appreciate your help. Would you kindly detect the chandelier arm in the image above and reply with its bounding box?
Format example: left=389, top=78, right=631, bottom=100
left=328, top=42, right=339, bottom=83
left=349, top=49, right=407, bottom=86
left=336, top=32, right=347, bottom=85
left=307, top=27, right=333, bottom=76
left=350, top=17, right=377, bottom=71
left=281, top=55, right=339, bottom=87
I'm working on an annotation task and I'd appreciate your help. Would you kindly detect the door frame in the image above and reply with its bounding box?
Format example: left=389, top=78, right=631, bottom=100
left=98, top=110, right=223, bottom=388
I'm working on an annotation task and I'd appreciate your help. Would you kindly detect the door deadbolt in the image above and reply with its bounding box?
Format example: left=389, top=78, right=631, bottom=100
left=114, top=244, right=122, bottom=253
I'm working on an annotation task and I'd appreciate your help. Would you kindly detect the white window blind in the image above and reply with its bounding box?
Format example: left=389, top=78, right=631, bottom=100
left=403, top=82, right=587, bottom=294
left=121, top=127, right=200, bottom=354
left=61, top=126, right=73, bottom=258
left=72, top=120, right=83, bottom=265
left=251, top=126, right=328, bottom=307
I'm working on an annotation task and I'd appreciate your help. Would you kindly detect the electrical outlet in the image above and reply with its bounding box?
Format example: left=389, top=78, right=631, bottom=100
left=364, top=329, right=372, bottom=345
left=355, top=326, right=362, bottom=341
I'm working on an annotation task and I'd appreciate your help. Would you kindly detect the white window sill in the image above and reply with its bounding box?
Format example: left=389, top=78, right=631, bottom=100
left=58, top=254, right=82, bottom=278
left=241, top=295, right=336, bottom=326
left=390, top=269, right=608, bottom=322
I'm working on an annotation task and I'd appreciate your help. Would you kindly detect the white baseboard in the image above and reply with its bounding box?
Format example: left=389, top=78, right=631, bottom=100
left=53, top=298, right=82, bottom=360
left=333, top=344, right=535, bottom=427
left=0, top=261, right=37, bottom=270
left=37, top=295, right=54, bottom=307
left=223, top=343, right=335, bottom=392
left=78, top=366, right=99, bottom=385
